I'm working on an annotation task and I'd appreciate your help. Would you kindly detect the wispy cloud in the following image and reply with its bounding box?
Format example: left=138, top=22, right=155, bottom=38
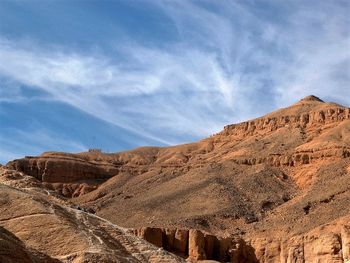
left=0, top=38, right=241, bottom=144
left=0, top=0, right=349, bottom=160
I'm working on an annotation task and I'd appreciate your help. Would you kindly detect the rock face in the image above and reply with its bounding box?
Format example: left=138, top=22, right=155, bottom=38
left=342, top=225, right=350, bottom=261
left=0, top=183, right=185, bottom=263
left=222, top=103, right=350, bottom=137
left=133, top=227, right=233, bottom=261
left=133, top=222, right=350, bottom=263
left=188, top=229, right=206, bottom=260
left=0, top=226, right=61, bottom=263
left=248, top=219, right=350, bottom=263
left=5, top=152, right=121, bottom=197
left=133, top=227, right=256, bottom=262
left=7, top=153, right=119, bottom=183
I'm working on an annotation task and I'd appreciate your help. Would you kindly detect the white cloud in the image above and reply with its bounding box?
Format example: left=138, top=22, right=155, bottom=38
left=0, top=0, right=349, bottom=151
left=0, top=38, right=243, bottom=144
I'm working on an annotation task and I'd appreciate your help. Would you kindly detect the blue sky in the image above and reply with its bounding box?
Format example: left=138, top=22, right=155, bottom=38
left=0, top=0, right=349, bottom=163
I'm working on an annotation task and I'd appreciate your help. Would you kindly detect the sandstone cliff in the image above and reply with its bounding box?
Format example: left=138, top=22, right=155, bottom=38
left=132, top=220, right=350, bottom=263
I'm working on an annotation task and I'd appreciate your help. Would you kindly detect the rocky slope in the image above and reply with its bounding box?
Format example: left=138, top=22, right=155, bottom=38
left=3, top=95, right=350, bottom=262
left=0, top=168, right=185, bottom=263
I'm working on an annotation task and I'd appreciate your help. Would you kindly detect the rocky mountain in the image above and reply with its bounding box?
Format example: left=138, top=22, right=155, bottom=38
left=0, top=167, right=185, bottom=263
left=2, top=95, right=350, bottom=262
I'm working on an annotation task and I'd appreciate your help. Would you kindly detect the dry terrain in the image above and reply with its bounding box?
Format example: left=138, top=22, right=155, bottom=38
left=2, top=95, right=350, bottom=262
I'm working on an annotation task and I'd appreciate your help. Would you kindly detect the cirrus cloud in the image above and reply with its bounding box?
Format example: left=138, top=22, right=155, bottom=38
left=0, top=0, right=349, bottom=162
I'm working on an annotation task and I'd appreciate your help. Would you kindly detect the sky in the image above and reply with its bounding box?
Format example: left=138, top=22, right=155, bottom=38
left=0, top=0, right=349, bottom=163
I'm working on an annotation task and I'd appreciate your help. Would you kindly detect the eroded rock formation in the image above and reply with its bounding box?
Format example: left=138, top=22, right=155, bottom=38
left=133, top=222, right=350, bottom=263
left=7, top=153, right=119, bottom=183
left=133, top=227, right=256, bottom=262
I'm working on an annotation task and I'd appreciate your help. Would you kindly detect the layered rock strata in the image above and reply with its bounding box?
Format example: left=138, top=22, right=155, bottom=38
left=7, top=154, right=118, bottom=183
left=221, top=104, right=350, bottom=137
left=134, top=222, right=350, bottom=263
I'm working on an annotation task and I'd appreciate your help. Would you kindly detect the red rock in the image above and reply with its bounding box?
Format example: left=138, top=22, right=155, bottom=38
left=174, top=229, right=189, bottom=255
left=137, top=227, right=164, bottom=248
left=163, top=228, right=176, bottom=251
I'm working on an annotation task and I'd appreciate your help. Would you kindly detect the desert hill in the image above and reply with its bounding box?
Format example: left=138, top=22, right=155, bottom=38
left=0, top=167, right=185, bottom=263
left=3, top=95, right=350, bottom=262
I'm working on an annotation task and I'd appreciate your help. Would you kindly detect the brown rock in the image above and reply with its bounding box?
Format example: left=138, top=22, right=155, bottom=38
left=0, top=184, right=185, bottom=263
left=306, top=233, right=343, bottom=262
left=218, top=237, right=233, bottom=262
left=189, top=229, right=206, bottom=260
left=204, top=234, right=218, bottom=260
left=137, top=227, right=164, bottom=248
left=247, top=222, right=350, bottom=263
left=0, top=226, right=37, bottom=263
left=174, top=229, right=189, bottom=255
left=7, top=153, right=118, bottom=183
left=163, top=228, right=176, bottom=251
left=342, top=225, right=350, bottom=261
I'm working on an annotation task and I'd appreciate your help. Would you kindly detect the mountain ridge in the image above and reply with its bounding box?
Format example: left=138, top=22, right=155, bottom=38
left=2, top=95, right=350, bottom=262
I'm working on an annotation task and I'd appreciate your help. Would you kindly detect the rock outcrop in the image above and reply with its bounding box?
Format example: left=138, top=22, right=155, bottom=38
left=133, top=221, right=350, bottom=263
left=221, top=101, right=350, bottom=138
left=7, top=153, right=119, bottom=183
left=0, top=183, right=185, bottom=263
left=133, top=227, right=257, bottom=262
left=230, top=146, right=350, bottom=167
left=248, top=219, right=350, bottom=263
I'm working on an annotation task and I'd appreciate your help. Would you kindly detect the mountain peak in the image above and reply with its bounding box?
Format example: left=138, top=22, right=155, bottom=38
left=299, top=95, right=324, bottom=103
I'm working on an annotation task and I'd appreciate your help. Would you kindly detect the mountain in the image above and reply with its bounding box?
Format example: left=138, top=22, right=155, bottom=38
left=3, top=95, right=350, bottom=262
left=0, top=167, right=185, bottom=263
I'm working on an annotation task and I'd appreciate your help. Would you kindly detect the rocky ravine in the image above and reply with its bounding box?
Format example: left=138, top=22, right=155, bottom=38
left=3, top=95, right=350, bottom=262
